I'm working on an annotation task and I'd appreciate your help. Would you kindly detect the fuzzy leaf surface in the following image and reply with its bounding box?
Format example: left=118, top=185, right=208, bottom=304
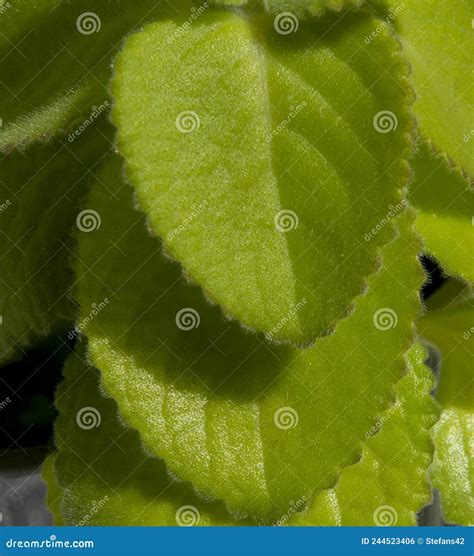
left=46, top=343, right=437, bottom=526
left=0, top=0, right=191, bottom=150
left=409, top=143, right=474, bottom=283
left=75, top=156, right=423, bottom=520
left=52, top=348, right=250, bottom=526
left=113, top=8, right=413, bottom=344
left=385, top=0, right=473, bottom=174
left=292, top=343, right=439, bottom=525
left=0, top=120, right=112, bottom=364
left=209, top=1, right=365, bottom=16
left=420, top=281, right=474, bottom=525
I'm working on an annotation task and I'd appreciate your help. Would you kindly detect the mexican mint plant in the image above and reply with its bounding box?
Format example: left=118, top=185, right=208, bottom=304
left=0, top=0, right=472, bottom=526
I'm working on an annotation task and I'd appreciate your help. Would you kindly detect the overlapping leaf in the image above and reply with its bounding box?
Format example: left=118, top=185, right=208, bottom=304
left=45, top=342, right=437, bottom=526
left=52, top=347, right=250, bottom=526
left=0, top=119, right=112, bottom=364
left=292, top=343, right=439, bottom=526
left=420, top=281, right=474, bottom=525
left=383, top=0, right=473, bottom=175
left=0, top=0, right=192, bottom=151
left=409, top=143, right=474, bottom=283
left=74, top=156, right=423, bottom=520
left=113, top=7, right=413, bottom=344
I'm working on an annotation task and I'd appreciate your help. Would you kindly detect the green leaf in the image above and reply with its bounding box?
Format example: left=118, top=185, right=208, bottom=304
left=51, top=347, right=251, bottom=526
left=0, top=118, right=112, bottom=364
left=431, top=409, right=474, bottom=526
left=209, top=1, right=365, bottom=16
left=420, top=281, right=474, bottom=525
left=45, top=342, right=438, bottom=526
left=291, top=343, right=439, bottom=526
left=0, top=0, right=191, bottom=151
left=384, top=0, right=473, bottom=175
left=112, top=7, right=414, bottom=344
left=41, top=453, right=64, bottom=526
left=75, top=156, right=423, bottom=520
left=409, top=143, right=474, bottom=283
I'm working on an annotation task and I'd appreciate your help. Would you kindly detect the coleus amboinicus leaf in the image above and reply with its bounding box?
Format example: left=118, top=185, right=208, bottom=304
left=0, top=0, right=193, bottom=151
left=409, top=143, right=474, bottom=283
left=74, top=156, right=423, bottom=520
left=292, top=343, right=439, bottom=526
left=419, top=280, right=474, bottom=525
left=112, top=6, right=414, bottom=345
left=46, top=342, right=437, bottom=526
left=0, top=119, right=112, bottom=364
left=383, top=0, right=473, bottom=176
left=209, top=1, right=365, bottom=16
